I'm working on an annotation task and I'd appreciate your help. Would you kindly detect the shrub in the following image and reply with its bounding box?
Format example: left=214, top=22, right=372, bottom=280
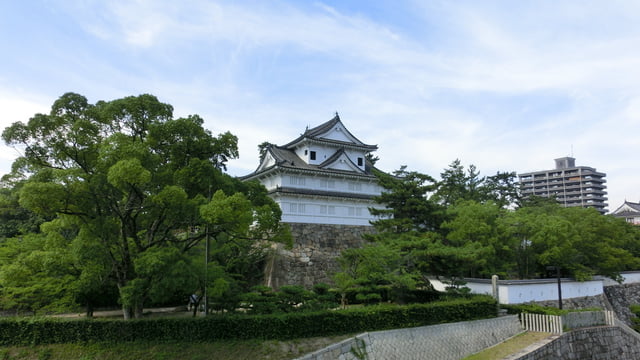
left=0, top=295, right=497, bottom=345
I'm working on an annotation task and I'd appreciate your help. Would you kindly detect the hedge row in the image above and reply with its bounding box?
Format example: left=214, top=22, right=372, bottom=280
left=0, top=296, right=497, bottom=346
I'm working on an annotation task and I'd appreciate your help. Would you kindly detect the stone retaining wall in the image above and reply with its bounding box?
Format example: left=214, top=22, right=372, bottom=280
left=509, top=324, right=640, bottom=360
left=530, top=294, right=609, bottom=311
left=265, top=223, right=374, bottom=289
left=296, top=315, right=523, bottom=360
left=604, top=283, right=640, bottom=325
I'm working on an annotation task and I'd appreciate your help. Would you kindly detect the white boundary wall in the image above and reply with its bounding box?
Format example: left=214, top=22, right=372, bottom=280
left=429, top=271, right=640, bottom=304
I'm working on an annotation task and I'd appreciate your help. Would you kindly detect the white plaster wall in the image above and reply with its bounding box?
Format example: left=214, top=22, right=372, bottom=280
left=275, top=194, right=384, bottom=226
left=501, top=279, right=603, bottom=304
left=432, top=277, right=614, bottom=305
left=602, top=271, right=640, bottom=286
left=465, top=282, right=493, bottom=296
left=281, top=173, right=383, bottom=196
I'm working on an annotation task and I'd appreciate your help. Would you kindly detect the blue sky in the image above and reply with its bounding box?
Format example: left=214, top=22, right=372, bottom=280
left=1, top=0, right=639, bottom=212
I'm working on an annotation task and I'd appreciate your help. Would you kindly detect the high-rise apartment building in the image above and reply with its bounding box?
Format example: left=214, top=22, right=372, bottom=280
left=518, top=157, right=608, bottom=214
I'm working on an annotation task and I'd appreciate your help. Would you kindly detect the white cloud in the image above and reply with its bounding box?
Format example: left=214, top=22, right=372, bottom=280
left=0, top=91, right=51, bottom=176
left=2, top=0, right=640, bottom=210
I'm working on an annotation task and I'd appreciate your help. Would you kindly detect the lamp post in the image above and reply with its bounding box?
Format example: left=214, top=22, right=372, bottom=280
left=546, top=266, right=562, bottom=309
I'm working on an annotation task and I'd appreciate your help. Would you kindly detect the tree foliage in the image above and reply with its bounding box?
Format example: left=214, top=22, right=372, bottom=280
left=334, top=161, right=640, bottom=295
left=1, top=92, right=288, bottom=318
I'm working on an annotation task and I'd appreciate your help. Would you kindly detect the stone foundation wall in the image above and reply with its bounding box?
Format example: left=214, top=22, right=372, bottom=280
left=511, top=325, right=640, bottom=360
left=604, top=283, right=640, bottom=325
left=296, top=315, right=523, bottom=360
left=530, top=294, right=609, bottom=311
left=265, top=223, right=375, bottom=289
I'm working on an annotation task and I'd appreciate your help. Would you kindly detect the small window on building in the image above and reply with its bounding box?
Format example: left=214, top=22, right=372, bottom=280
left=310, top=151, right=316, bottom=160
left=358, top=157, right=363, bottom=166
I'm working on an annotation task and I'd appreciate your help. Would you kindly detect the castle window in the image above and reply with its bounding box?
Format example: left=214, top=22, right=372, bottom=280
left=320, top=179, right=335, bottom=188
left=290, top=176, right=306, bottom=186
left=320, top=205, right=327, bottom=214
left=358, top=157, right=363, bottom=166
left=310, top=151, right=316, bottom=160
left=328, top=206, right=335, bottom=215
left=289, top=203, right=306, bottom=213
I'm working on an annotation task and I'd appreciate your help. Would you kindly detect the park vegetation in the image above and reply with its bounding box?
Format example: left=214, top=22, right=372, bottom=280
left=1, top=92, right=640, bottom=327
left=331, top=161, right=640, bottom=304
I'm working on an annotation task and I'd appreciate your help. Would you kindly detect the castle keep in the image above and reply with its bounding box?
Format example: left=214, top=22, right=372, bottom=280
left=242, top=114, right=384, bottom=288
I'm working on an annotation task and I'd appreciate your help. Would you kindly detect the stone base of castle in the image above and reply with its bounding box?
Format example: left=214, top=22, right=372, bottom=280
left=264, top=223, right=375, bottom=289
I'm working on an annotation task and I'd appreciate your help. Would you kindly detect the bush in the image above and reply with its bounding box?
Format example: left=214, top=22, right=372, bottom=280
left=502, top=303, right=602, bottom=316
left=501, top=303, right=568, bottom=316
left=0, top=296, right=497, bottom=346
left=630, top=305, right=640, bottom=332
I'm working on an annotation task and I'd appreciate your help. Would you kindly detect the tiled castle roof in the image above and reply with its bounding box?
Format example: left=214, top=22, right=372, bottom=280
left=612, top=201, right=640, bottom=216
left=242, top=114, right=379, bottom=181
left=282, top=114, right=378, bottom=151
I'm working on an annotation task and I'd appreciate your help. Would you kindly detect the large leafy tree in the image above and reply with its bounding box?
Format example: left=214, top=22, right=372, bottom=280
left=441, top=200, right=512, bottom=278
left=2, top=92, right=288, bottom=318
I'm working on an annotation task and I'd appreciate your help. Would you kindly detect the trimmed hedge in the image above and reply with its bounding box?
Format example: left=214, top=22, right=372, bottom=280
left=0, top=296, right=497, bottom=346
left=501, top=303, right=603, bottom=316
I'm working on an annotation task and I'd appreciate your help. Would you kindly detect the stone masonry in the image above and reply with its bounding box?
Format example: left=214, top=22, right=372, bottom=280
left=604, top=283, right=640, bottom=325
left=264, top=223, right=374, bottom=289
left=295, top=315, right=524, bottom=360
left=509, top=324, right=640, bottom=360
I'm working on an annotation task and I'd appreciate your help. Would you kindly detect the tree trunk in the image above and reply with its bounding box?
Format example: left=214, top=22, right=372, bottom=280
left=134, top=303, right=144, bottom=318
left=85, top=302, right=94, bottom=318
left=123, top=305, right=133, bottom=320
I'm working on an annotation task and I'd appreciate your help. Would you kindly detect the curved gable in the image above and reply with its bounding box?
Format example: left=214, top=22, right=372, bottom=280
left=319, top=149, right=365, bottom=173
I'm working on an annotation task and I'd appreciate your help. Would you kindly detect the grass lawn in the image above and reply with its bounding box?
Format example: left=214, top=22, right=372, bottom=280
left=462, top=331, right=552, bottom=360
left=0, top=336, right=353, bottom=360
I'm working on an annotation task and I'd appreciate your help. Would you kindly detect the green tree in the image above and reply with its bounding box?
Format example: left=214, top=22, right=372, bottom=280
left=505, top=203, right=640, bottom=281
left=0, top=183, right=48, bottom=240
left=2, top=92, right=287, bottom=318
left=369, top=167, right=444, bottom=233
left=333, top=242, right=418, bottom=306
left=432, top=159, right=486, bottom=207
left=432, top=160, right=520, bottom=209
left=442, top=200, right=513, bottom=278
left=484, top=171, right=520, bottom=208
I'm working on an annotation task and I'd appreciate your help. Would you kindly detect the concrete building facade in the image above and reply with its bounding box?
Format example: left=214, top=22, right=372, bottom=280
left=518, top=157, right=608, bottom=214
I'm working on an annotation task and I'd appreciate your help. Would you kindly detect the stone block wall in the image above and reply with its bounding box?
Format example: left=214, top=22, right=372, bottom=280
left=529, top=294, right=608, bottom=311
left=604, top=283, right=640, bottom=325
left=296, top=315, right=523, bottom=360
left=511, top=325, right=640, bottom=360
left=264, top=223, right=375, bottom=289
